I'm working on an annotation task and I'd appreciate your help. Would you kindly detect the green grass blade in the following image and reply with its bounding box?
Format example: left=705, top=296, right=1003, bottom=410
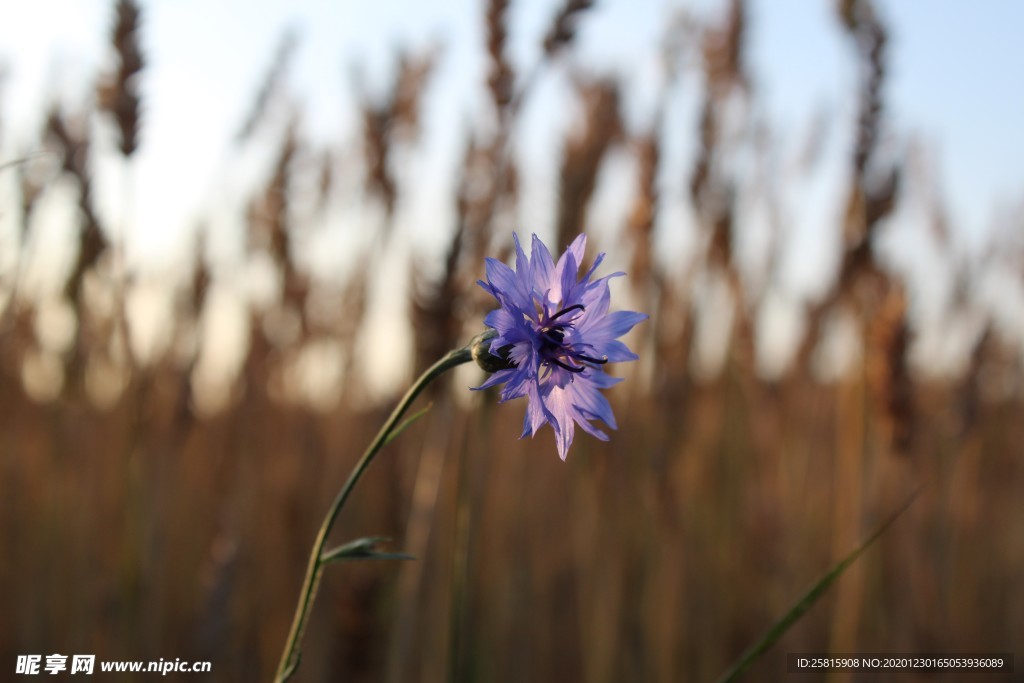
left=715, top=490, right=920, bottom=683
left=321, top=536, right=414, bottom=564
left=382, top=403, right=433, bottom=448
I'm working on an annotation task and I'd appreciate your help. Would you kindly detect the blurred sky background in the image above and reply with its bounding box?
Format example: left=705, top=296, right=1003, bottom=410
left=1, top=0, right=1022, bottom=393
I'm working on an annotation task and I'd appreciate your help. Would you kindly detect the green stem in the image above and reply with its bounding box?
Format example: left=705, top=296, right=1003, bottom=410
left=274, top=344, right=475, bottom=682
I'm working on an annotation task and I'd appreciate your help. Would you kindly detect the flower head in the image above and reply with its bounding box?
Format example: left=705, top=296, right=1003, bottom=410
left=474, top=233, right=647, bottom=460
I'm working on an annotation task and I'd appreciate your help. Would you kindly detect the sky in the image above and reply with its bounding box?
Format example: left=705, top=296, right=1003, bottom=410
left=0, top=0, right=1022, bottom=393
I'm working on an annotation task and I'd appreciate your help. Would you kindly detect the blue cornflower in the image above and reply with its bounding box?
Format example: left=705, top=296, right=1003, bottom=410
left=474, top=233, right=648, bottom=460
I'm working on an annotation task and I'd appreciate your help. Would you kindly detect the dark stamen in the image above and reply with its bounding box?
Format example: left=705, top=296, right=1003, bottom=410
left=549, top=304, right=584, bottom=321
left=549, top=357, right=585, bottom=373
left=542, top=327, right=565, bottom=344
left=574, top=353, right=608, bottom=365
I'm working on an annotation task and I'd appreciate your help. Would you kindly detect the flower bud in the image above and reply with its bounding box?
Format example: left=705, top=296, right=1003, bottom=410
left=471, top=330, right=514, bottom=373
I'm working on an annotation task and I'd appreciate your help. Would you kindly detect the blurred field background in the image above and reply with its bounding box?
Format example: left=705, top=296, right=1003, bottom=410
left=1, top=0, right=1023, bottom=681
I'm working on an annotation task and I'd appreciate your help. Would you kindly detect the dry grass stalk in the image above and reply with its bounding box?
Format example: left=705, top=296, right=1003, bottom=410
left=235, top=29, right=298, bottom=144
left=408, top=0, right=524, bottom=371
left=626, top=130, right=659, bottom=292
left=543, top=0, right=595, bottom=58
left=796, top=0, right=899, bottom=376
left=652, top=284, right=694, bottom=415
left=701, top=0, right=747, bottom=99
left=688, top=97, right=715, bottom=225
left=629, top=9, right=694, bottom=288
left=391, top=49, right=438, bottom=139
left=190, top=228, right=210, bottom=318
left=867, top=285, right=913, bottom=455
left=315, top=148, right=335, bottom=213
left=410, top=123, right=517, bottom=373
left=956, top=326, right=990, bottom=439
left=44, top=108, right=107, bottom=304
left=17, top=162, right=44, bottom=238
left=486, top=0, right=515, bottom=118
left=554, top=78, right=621, bottom=252
left=838, top=0, right=896, bottom=250
left=97, top=0, right=144, bottom=157
left=361, top=103, right=397, bottom=216
left=837, top=0, right=887, bottom=176
left=828, top=350, right=867, bottom=666
left=360, top=48, right=437, bottom=219
left=691, top=0, right=748, bottom=264
left=250, top=122, right=309, bottom=339
left=687, top=1, right=756, bottom=377
left=410, top=128, right=470, bottom=374
left=266, top=124, right=299, bottom=272
left=907, top=137, right=950, bottom=248
left=337, top=262, right=370, bottom=388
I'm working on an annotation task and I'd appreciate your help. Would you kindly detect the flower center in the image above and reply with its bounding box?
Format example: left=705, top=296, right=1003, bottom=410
left=537, top=304, right=608, bottom=374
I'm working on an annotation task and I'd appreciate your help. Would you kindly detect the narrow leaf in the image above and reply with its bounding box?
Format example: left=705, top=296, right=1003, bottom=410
left=382, top=403, right=433, bottom=448
left=320, top=536, right=414, bottom=564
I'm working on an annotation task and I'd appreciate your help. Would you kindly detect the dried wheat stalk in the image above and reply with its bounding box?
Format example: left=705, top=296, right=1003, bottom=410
left=486, top=0, right=515, bottom=117
left=554, top=78, right=621, bottom=252
left=235, top=29, right=297, bottom=144
left=44, top=108, right=107, bottom=304
left=701, top=0, right=746, bottom=99
left=867, top=284, right=913, bottom=454
left=626, top=130, right=659, bottom=292
left=360, top=48, right=437, bottom=219
left=97, top=0, right=144, bottom=157
left=796, top=0, right=900, bottom=376
left=543, top=0, right=595, bottom=57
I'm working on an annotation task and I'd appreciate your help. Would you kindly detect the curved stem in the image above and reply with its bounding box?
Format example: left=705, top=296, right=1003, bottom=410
left=274, top=344, right=474, bottom=682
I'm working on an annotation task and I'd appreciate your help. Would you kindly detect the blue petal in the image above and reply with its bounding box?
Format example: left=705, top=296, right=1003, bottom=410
left=531, top=234, right=556, bottom=301
left=581, top=272, right=624, bottom=311
left=472, top=368, right=517, bottom=391
left=575, top=415, right=610, bottom=442
left=513, top=232, right=531, bottom=286
left=477, top=279, right=497, bottom=298
left=540, top=383, right=577, bottom=460
left=579, top=278, right=611, bottom=320
left=522, top=379, right=552, bottom=437
left=570, top=374, right=618, bottom=430
left=483, top=307, right=517, bottom=335
left=485, top=257, right=532, bottom=312
left=581, top=270, right=626, bottom=317
left=582, top=310, right=649, bottom=341
left=560, top=233, right=587, bottom=279
left=498, top=366, right=534, bottom=402
left=580, top=250, right=606, bottom=283
left=598, top=340, right=640, bottom=362
left=586, top=371, right=624, bottom=389
left=555, top=249, right=578, bottom=308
